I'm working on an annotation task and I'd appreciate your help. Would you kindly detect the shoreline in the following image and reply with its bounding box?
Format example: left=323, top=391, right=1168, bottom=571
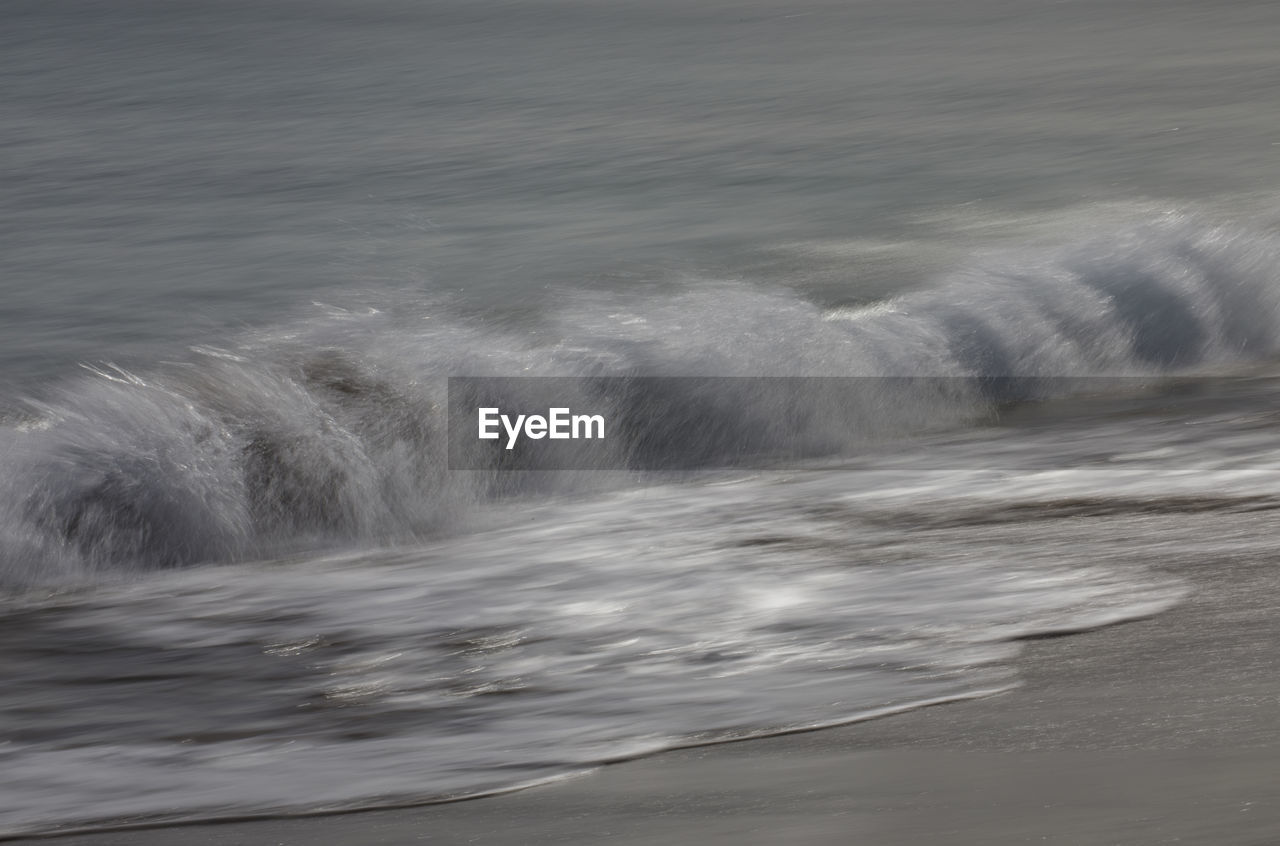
left=12, top=550, right=1280, bottom=845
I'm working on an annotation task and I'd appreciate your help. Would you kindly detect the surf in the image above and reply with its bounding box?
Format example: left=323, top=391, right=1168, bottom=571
left=2, top=212, right=1278, bottom=583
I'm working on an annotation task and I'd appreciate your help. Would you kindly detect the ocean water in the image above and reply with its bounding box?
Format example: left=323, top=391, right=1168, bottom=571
left=5, top=0, right=1280, bottom=836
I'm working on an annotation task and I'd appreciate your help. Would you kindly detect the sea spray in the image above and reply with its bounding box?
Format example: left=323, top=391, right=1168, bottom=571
left=2, top=215, right=1278, bottom=582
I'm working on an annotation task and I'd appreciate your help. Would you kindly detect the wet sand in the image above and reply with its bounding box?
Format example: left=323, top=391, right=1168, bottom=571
left=11, top=551, right=1280, bottom=845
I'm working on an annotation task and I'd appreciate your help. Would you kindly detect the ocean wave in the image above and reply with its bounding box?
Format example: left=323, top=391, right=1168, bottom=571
left=2, top=212, right=1278, bottom=581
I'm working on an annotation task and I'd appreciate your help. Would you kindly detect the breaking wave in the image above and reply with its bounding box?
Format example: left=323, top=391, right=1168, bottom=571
left=3, top=213, right=1279, bottom=581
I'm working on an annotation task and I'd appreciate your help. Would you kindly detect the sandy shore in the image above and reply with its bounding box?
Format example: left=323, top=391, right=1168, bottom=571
left=12, top=551, right=1280, bottom=845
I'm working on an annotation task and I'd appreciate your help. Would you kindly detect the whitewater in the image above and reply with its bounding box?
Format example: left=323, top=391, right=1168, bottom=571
left=3, top=215, right=1277, bottom=581
left=7, top=0, right=1280, bottom=837
left=4, top=215, right=1280, bottom=835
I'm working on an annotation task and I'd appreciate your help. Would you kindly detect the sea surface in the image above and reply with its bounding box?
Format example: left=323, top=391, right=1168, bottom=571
left=4, top=0, right=1280, bottom=836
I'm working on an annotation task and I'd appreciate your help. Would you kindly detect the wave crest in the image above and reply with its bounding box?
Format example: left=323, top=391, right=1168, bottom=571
left=3, top=213, right=1278, bottom=580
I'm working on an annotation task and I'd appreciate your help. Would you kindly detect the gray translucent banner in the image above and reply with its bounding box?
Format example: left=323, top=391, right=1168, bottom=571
left=444, top=375, right=1222, bottom=471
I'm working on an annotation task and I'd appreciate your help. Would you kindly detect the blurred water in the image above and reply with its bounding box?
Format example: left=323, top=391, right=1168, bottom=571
left=5, top=0, right=1280, bottom=836
left=6, top=0, right=1280, bottom=386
